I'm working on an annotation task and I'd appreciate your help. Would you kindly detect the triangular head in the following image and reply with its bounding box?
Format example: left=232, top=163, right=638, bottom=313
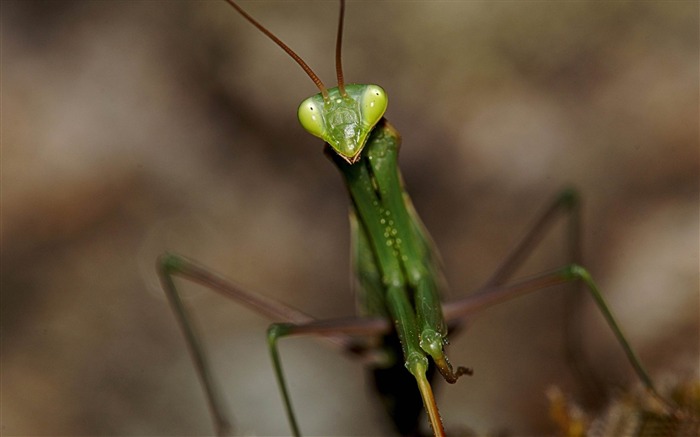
left=298, top=84, right=388, bottom=164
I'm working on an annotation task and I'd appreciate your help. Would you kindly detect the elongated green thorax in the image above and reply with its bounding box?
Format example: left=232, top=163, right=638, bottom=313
left=298, top=84, right=388, bottom=163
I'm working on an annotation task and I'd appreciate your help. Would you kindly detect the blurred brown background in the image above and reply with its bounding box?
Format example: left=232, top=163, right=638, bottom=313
left=3, top=1, right=698, bottom=435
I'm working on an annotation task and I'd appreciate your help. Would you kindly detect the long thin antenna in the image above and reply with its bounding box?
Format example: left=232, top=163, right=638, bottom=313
left=223, top=0, right=329, bottom=99
left=335, top=0, right=347, bottom=97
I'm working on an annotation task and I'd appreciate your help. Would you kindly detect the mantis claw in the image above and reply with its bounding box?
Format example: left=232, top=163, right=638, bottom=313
left=420, top=329, right=471, bottom=384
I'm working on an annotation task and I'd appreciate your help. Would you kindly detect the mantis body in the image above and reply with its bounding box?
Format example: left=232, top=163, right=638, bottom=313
left=158, top=1, right=665, bottom=435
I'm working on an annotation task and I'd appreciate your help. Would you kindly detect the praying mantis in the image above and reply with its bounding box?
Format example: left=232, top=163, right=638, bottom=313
left=156, top=1, right=677, bottom=436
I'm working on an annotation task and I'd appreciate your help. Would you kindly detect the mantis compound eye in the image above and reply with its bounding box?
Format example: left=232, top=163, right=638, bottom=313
left=360, top=85, right=388, bottom=130
left=298, top=97, right=327, bottom=141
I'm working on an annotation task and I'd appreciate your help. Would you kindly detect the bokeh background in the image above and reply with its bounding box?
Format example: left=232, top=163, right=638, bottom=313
left=4, top=1, right=698, bottom=435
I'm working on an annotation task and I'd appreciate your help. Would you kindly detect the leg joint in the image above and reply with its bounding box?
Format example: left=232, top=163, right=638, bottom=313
left=267, top=323, right=294, bottom=345
left=562, top=263, right=591, bottom=282
left=157, top=252, right=183, bottom=275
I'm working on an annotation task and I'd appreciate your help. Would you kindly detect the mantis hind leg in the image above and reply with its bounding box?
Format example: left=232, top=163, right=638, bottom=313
left=158, top=254, right=235, bottom=436
left=482, top=188, right=605, bottom=402
left=443, top=189, right=663, bottom=406
left=265, top=316, right=400, bottom=437
left=488, top=188, right=607, bottom=403
left=157, top=253, right=392, bottom=436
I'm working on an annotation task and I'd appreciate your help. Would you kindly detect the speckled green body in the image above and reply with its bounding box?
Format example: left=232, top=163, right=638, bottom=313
left=327, top=118, right=460, bottom=434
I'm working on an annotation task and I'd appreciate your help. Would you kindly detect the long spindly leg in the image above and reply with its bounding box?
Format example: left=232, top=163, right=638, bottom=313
left=442, top=189, right=664, bottom=405
left=266, top=317, right=396, bottom=437
left=443, top=266, right=656, bottom=394
left=481, top=188, right=603, bottom=401
left=482, top=188, right=606, bottom=400
left=157, top=253, right=391, bottom=436
left=482, top=188, right=581, bottom=288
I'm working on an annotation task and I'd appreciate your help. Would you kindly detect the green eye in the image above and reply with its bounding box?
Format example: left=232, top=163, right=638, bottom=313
left=298, top=97, right=327, bottom=140
left=361, top=85, right=388, bottom=128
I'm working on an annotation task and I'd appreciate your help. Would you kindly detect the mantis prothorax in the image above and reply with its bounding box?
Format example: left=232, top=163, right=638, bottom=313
left=157, top=1, right=666, bottom=436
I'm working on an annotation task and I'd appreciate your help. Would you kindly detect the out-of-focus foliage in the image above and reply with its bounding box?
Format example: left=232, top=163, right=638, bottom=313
left=549, top=380, right=700, bottom=437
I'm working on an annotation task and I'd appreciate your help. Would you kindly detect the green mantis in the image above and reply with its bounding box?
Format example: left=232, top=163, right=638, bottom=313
left=157, top=1, right=670, bottom=436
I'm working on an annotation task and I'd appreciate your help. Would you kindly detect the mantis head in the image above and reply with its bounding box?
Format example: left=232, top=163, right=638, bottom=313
left=298, top=84, right=387, bottom=164
left=224, top=0, right=386, bottom=164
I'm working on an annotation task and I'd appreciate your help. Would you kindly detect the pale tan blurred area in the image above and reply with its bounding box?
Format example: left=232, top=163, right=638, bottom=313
left=3, top=1, right=698, bottom=435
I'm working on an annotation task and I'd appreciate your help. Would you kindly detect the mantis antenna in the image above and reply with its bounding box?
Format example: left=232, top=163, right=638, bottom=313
left=224, top=0, right=352, bottom=101
left=335, top=0, right=348, bottom=97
